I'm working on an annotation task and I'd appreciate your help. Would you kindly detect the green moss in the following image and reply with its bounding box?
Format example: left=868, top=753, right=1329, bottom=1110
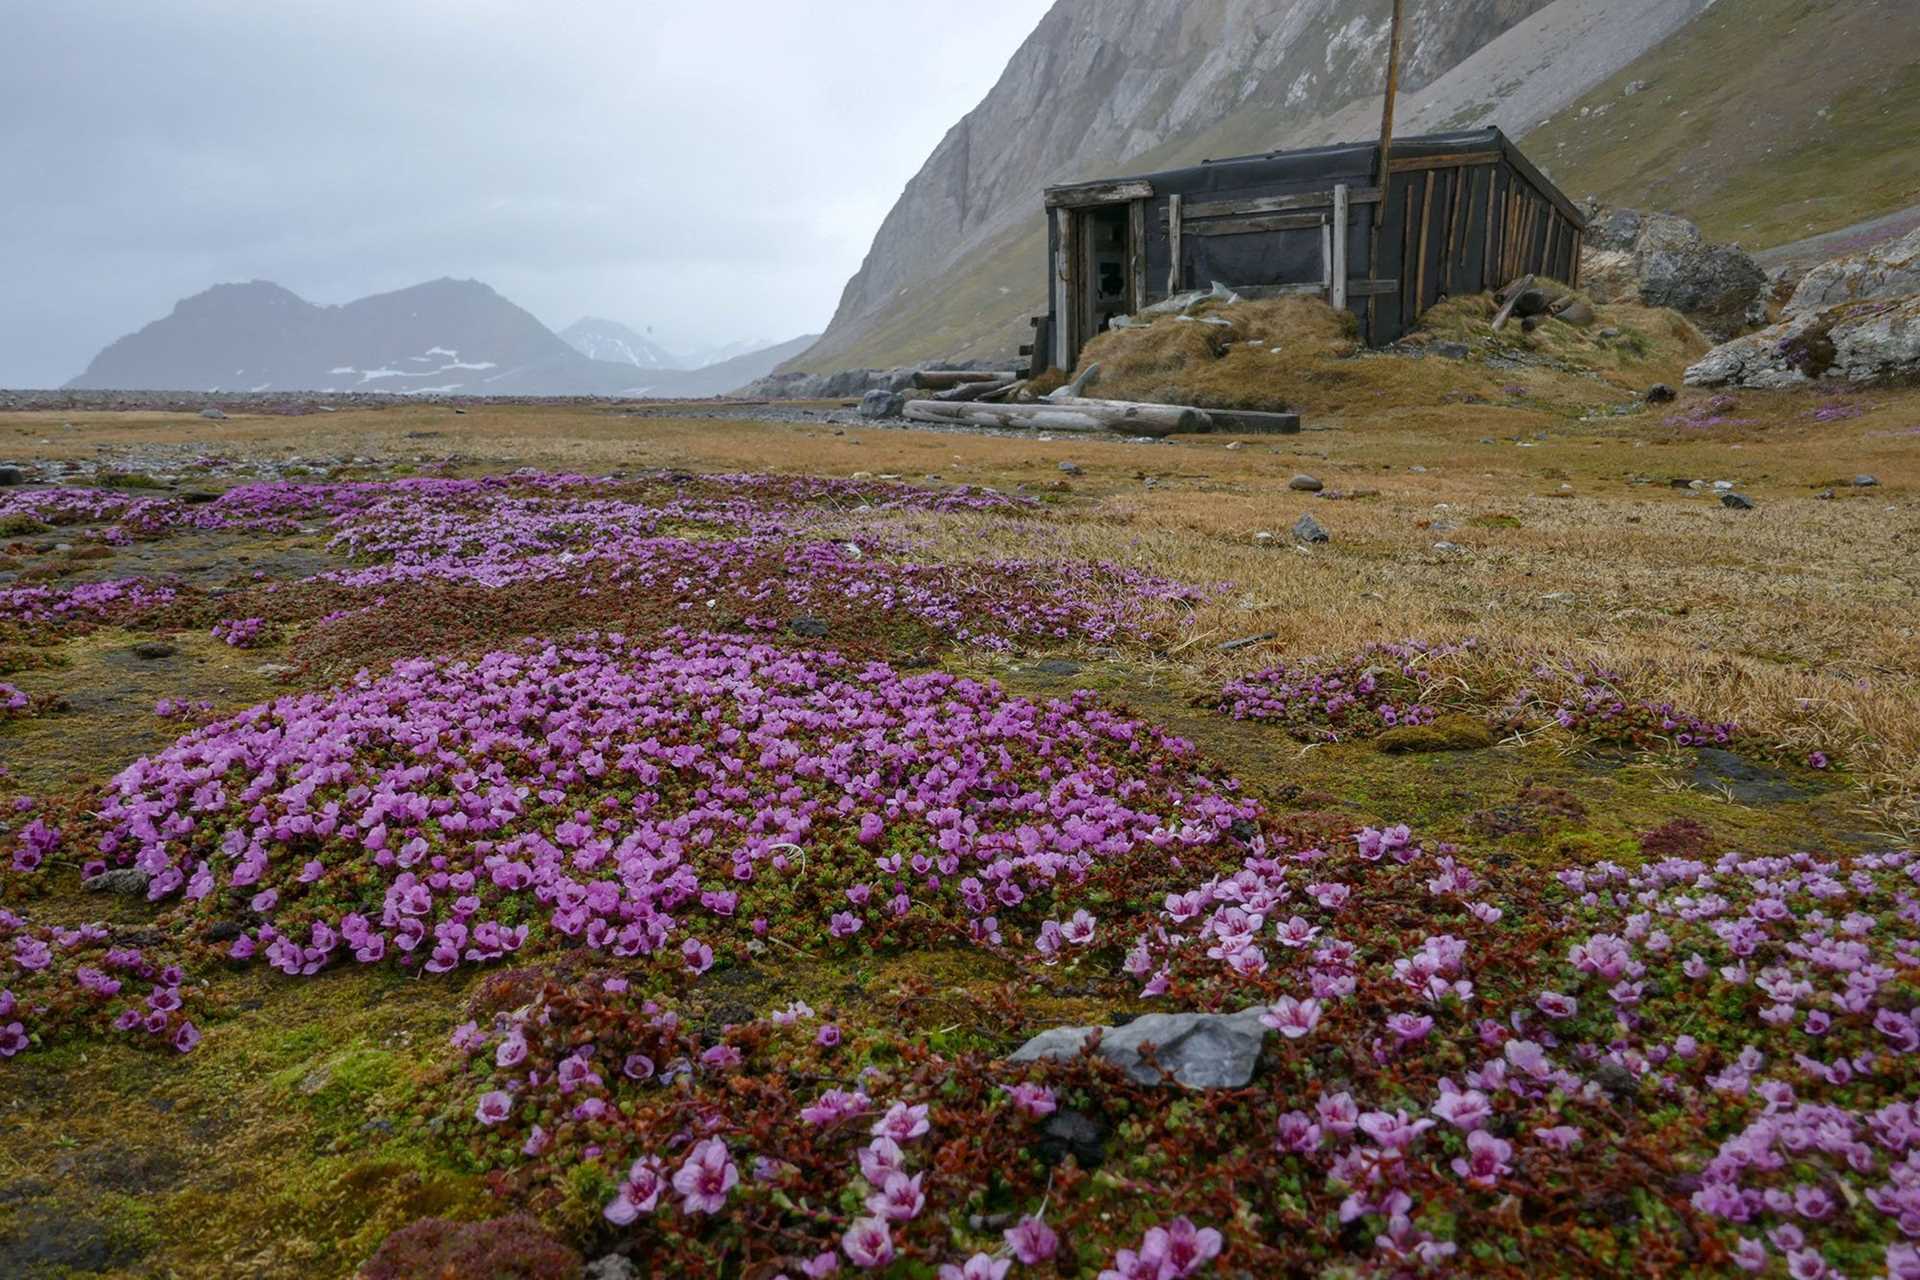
left=1375, top=714, right=1498, bottom=754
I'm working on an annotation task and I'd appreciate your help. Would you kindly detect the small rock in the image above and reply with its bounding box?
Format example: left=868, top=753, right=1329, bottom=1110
left=1853, top=475, right=1878, bottom=487
left=1430, top=341, right=1470, bottom=360
left=1816, top=488, right=1836, bottom=500
left=1058, top=461, right=1084, bottom=476
left=1623, top=79, right=1649, bottom=96
left=1645, top=384, right=1677, bottom=404
left=1034, top=1110, right=1108, bottom=1169
left=1721, top=492, right=1755, bottom=510
left=1593, top=1060, right=1640, bottom=1101
left=1712, top=480, right=1734, bottom=491
left=1252, top=531, right=1275, bottom=546
left=1288, top=474, right=1324, bottom=492
left=1409, top=465, right=1427, bottom=473
left=131, top=641, right=176, bottom=660
left=788, top=616, right=830, bottom=639
left=199, top=408, right=228, bottom=420
left=1432, top=541, right=1464, bottom=554
left=0, top=466, right=24, bottom=486
left=849, top=471, right=873, bottom=481
left=1291, top=514, right=1330, bottom=544
left=585, top=1256, right=640, bottom=1280
left=1224, top=441, right=1243, bottom=451
left=1008, top=1006, right=1273, bottom=1089
left=84, top=867, right=152, bottom=897
left=1032, top=659, right=1082, bottom=676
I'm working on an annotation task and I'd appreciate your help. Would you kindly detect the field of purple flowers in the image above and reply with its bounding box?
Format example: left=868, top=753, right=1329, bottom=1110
left=1, top=463, right=1915, bottom=1279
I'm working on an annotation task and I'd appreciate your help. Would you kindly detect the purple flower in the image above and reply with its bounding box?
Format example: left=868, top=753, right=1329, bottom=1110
left=841, top=1217, right=894, bottom=1269
left=672, top=1137, right=737, bottom=1215
left=1005, top=1216, right=1058, bottom=1264
left=474, top=1090, right=512, bottom=1125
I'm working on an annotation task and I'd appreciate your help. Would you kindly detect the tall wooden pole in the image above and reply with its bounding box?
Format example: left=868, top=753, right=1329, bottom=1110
left=1374, top=0, right=1405, bottom=227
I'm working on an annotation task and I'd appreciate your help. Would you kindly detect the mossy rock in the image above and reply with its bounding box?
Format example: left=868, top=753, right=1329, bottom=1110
left=1374, top=714, right=1497, bottom=754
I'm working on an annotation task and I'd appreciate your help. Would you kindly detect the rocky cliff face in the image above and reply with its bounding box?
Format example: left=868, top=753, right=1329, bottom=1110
left=799, top=0, right=1716, bottom=372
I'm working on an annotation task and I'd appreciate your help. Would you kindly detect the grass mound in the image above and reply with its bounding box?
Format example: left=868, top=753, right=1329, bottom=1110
left=1071, top=292, right=1708, bottom=415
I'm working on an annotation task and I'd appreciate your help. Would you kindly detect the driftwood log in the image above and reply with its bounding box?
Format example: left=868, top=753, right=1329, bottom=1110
left=903, top=400, right=1210, bottom=436
left=1048, top=398, right=1300, bottom=435
left=912, top=369, right=1019, bottom=390
left=930, top=377, right=1018, bottom=403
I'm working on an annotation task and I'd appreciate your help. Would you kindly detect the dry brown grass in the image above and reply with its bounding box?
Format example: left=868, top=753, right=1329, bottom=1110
left=1073, top=292, right=1709, bottom=416
left=4, top=376, right=1917, bottom=829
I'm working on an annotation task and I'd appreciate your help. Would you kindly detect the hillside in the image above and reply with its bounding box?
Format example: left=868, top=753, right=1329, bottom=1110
left=795, top=0, right=1913, bottom=373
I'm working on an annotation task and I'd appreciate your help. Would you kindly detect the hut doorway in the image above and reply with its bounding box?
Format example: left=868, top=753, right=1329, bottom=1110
left=1076, top=203, right=1135, bottom=351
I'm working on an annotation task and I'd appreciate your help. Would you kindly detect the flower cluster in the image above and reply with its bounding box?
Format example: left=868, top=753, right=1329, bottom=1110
left=1220, top=640, right=1467, bottom=740
left=211, top=616, right=271, bottom=648
left=0, top=910, right=200, bottom=1057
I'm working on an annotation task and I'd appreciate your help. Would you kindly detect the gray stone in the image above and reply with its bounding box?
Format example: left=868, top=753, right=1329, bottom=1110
left=585, top=1256, right=640, bottom=1280
left=1292, top=513, right=1330, bottom=544
left=199, top=408, right=227, bottom=420
left=1580, top=207, right=1765, bottom=338
left=1430, top=341, right=1470, bottom=360
left=0, top=466, right=24, bottom=486
left=1058, top=461, right=1084, bottom=476
left=130, top=641, right=177, bottom=659
left=1853, top=475, right=1879, bottom=488
left=1687, top=295, right=1920, bottom=389
left=788, top=616, right=829, bottom=639
left=1720, top=492, right=1755, bottom=510
left=84, top=867, right=152, bottom=897
left=1788, top=227, right=1920, bottom=316
left=858, top=389, right=904, bottom=420
left=1689, top=748, right=1809, bottom=806
left=1288, top=474, right=1323, bottom=492
left=1007, top=1005, right=1273, bottom=1089
left=1032, top=658, right=1082, bottom=676
left=1645, top=383, right=1676, bottom=403
left=1035, top=1110, right=1108, bottom=1168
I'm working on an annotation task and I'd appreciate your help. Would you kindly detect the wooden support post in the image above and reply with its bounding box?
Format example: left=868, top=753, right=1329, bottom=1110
left=1414, top=171, right=1434, bottom=319
left=1374, top=0, right=1406, bottom=228
left=1482, top=171, right=1498, bottom=290
left=1443, top=166, right=1467, bottom=293
left=1331, top=183, right=1350, bottom=311
left=1128, top=199, right=1148, bottom=309
left=1571, top=228, right=1583, bottom=289
left=1321, top=217, right=1333, bottom=297
left=1167, top=194, right=1184, bottom=296
left=1052, top=209, right=1073, bottom=371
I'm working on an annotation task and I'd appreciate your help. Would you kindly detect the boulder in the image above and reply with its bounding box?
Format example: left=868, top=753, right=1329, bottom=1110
left=1686, top=295, right=1920, bottom=389
left=858, top=389, right=904, bottom=420
left=1787, top=227, right=1920, bottom=315
left=1579, top=206, right=1765, bottom=339
left=1008, top=1005, right=1273, bottom=1089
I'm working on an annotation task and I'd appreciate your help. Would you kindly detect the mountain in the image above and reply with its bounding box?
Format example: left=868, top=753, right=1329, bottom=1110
left=66, top=280, right=814, bottom=397
left=559, top=317, right=683, bottom=371
left=795, top=0, right=1918, bottom=373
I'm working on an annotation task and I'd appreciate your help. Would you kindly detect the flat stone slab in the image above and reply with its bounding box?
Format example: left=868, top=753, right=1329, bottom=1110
left=1008, top=1006, right=1271, bottom=1089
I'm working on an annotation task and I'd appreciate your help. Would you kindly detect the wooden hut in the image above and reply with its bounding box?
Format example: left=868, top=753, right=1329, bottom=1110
left=1037, top=126, right=1585, bottom=372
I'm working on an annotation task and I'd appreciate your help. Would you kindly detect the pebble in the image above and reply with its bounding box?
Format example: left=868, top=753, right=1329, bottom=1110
left=1722, top=493, right=1756, bottom=510
left=1292, top=513, right=1330, bottom=544
left=1288, top=474, right=1324, bottom=492
left=1058, top=461, right=1083, bottom=476
left=1853, top=475, right=1878, bottom=488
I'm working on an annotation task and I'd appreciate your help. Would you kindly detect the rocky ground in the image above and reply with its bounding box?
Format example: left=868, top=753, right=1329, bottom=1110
left=0, top=382, right=1917, bottom=1279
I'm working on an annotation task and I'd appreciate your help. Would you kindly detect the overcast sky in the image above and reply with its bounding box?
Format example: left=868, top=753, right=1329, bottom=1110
left=0, top=0, right=1056, bottom=386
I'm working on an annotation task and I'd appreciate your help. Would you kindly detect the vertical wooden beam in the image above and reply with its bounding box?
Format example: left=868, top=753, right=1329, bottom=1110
left=1414, top=171, right=1434, bottom=319
left=1374, top=0, right=1406, bottom=228
left=1128, top=199, right=1148, bottom=310
left=1167, top=194, right=1184, bottom=296
left=1571, top=228, right=1583, bottom=289
left=1331, top=183, right=1350, bottom=311
left=1054, top=209, right=1076, bottom=371
left=1442, top=166, right=1467, bottom=294
left=1483, top=170, right=1498, bottom=290
left=1321, top=216, right=1334, bottom=297
left=1401, top=177, right=1417, bottom=322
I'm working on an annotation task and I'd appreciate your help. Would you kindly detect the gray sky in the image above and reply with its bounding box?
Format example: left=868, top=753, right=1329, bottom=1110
left=0, top=0, right=1056, bottom=386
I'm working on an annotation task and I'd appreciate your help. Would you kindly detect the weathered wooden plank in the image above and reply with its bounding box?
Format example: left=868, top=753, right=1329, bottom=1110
left=1128, top=199, right=1148, bottom=311
left=1442, top=166, right=1466, bottom=293
left=1163, top=186, right=1382, bottom=221
left=1386, top=151, right=1500, bottom=174
left=1187, top=212, right=1326, bottom=237
left=1167, top=194, right=1184, bottom=296
left=1571, top=229, right=1583, bottom=289
left=1482, top=169, right=1499, bottom=291
left=1321, top=218, right=1333, bottom=295
left=1053, top=209, right=1075, bottom=371
left=1332, top=183, right=1350, bottom=311
left=1415, top=171, right=1434, bottom=318
left=913, top=370, right=1019, bottom=390
left=1045, top=179, right=1154, bottom=209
